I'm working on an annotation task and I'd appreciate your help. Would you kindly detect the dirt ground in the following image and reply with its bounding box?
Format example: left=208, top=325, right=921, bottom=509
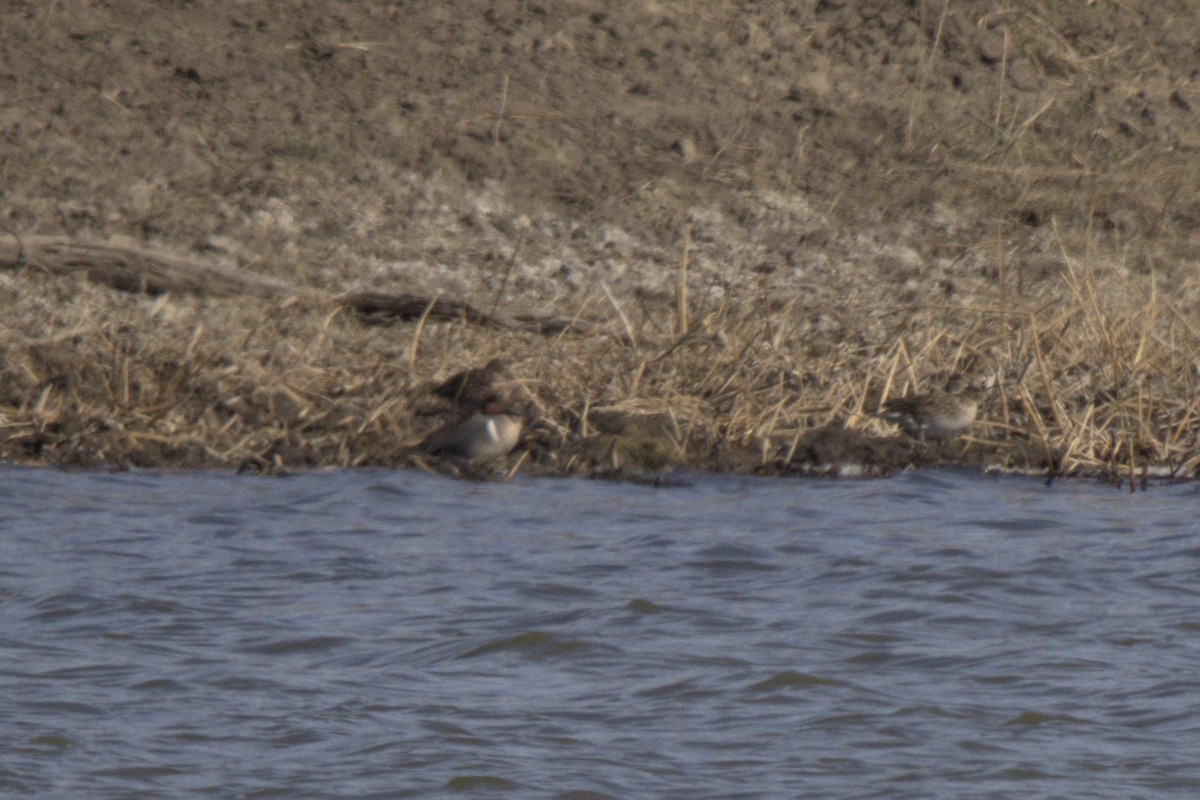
left=3, top=1, right=1200, bottom=480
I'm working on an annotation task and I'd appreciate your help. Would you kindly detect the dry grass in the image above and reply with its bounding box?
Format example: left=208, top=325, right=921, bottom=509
left=2, top=226, right=1198, bottom=485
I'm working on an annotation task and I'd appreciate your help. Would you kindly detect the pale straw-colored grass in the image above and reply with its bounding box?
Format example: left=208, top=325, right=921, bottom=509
left=1, top=223, right=1199, bottom=484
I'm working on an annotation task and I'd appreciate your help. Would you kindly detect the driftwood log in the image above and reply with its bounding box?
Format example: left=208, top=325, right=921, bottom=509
left=0, top=233, right=595, bottom=336
left=0, top=234, right=299, bottom=298
left=342, top=290, right=598, bottom=334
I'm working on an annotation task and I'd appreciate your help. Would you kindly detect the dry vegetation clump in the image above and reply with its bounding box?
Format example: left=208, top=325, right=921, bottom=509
left=516, top=231, right=1200, bottom=483
left=2, top=229, right=1199, bottom=484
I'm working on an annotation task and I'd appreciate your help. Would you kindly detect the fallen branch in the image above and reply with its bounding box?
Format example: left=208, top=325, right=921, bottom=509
left=343, top=289, right=521, bottom=329
left=343, top=290, right=599, bottom=335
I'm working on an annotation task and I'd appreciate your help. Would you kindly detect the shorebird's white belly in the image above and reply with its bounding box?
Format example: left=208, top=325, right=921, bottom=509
left=921, top=406, right=976, bottom=438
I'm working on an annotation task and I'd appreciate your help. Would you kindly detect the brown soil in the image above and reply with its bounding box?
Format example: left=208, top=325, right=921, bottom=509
left=2, top=2, right=1200, bottom=482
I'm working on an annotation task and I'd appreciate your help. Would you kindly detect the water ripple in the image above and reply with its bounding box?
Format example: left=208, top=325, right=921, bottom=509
left=1, top=467, right=1199, bottom=797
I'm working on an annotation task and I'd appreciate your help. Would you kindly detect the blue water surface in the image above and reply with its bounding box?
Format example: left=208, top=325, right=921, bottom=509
left=1, top=467, right=1198, bottom=798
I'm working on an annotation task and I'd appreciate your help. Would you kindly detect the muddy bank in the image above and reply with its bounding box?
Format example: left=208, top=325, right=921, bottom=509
left=2, top=2, right=1200, bottom=481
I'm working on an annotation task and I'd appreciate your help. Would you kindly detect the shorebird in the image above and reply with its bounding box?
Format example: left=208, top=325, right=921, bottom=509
left=877, top=374, right=978, bottom=441
left=432, top=358, right=511, bottom=407
left=424, top=394, right=522, bottom=462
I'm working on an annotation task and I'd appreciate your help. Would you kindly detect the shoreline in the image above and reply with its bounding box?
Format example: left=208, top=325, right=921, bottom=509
left=0, top=446, right=1182, bottom=491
